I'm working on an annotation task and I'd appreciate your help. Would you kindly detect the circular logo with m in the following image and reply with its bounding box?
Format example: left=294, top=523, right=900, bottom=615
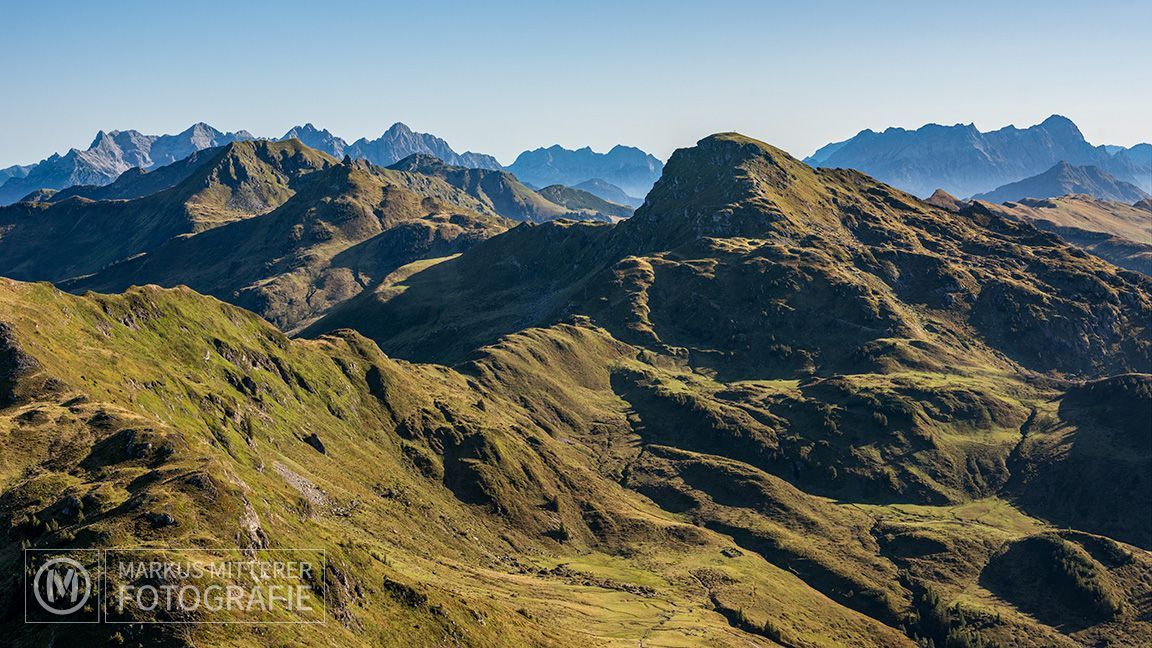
left=33, top=557, right=92, bottom=615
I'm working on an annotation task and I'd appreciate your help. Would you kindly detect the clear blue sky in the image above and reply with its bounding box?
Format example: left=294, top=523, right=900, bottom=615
left=2, top=0, right=1149, bottom=167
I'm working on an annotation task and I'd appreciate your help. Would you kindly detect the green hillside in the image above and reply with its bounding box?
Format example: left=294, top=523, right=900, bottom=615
left=2, top=133, right=1150, bottom=646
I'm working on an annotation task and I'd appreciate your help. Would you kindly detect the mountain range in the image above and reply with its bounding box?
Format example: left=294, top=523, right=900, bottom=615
left=385, top=154, right=625, bottom=223
left=0, top=123, right=665, bottom=211
left=3, top=130, right=1151, bottom=647
left=806, top=115, right=1152, bottom=199
left=0, top=139, right=631, bottom=331
left=506, top=144, right=664, bottom=198
left=282, top=122, right=503, bottom=170
left=0, top=123, right=255, bottom=205
left=971, top=161, right=1149, bottom=204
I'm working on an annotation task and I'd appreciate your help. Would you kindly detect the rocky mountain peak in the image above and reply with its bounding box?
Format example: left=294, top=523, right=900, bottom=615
left=621, top=133, right=834, bottom=245
left=384, top=122, right=414, bottom=136
left=1039, top=114, right=1083, bottom=138
left=89, top=130, right=113, bottom=148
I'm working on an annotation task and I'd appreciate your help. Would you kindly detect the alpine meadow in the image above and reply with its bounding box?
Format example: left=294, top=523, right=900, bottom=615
left=0, top=2, right=1149, bottom=647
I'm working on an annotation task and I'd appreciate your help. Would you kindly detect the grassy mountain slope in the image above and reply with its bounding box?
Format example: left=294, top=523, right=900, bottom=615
left=297, top=134, right=1152, bottom=645
left=66, top=159, right=510, bottom=331
left=2, top=279, right=926, bottom=647
left=0, top=140, right=336, bottom=282
left=3, top=279, right=1149, bottom=646
left=977, top=195, right=1151, bottom=275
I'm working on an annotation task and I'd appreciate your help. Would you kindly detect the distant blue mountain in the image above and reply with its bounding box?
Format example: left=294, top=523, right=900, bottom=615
left=972, top=161, right=1150, bottom=204
left=279, top=122, right=501, bottom=170
left=506, top=144, right=663, bottom=199
left=0, top=163, right=32, bottom=186
left=805, top=115, right=1152, bottom=198
left=572, top=178, right=643, bottom=207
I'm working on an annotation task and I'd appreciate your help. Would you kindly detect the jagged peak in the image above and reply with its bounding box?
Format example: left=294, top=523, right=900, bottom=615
left=286, top=122, right=328, bottom=136
left=89, top=130, right=113, bottom=148
left=181, top=121, right=221, bottom=136
left=383, top=122, right=414, bottom=136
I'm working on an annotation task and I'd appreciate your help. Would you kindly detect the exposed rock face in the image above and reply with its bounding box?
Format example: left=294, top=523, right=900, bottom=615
left=279, top=122, right=502, bottom=170
left=0, top=321, right=41, bottom=407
